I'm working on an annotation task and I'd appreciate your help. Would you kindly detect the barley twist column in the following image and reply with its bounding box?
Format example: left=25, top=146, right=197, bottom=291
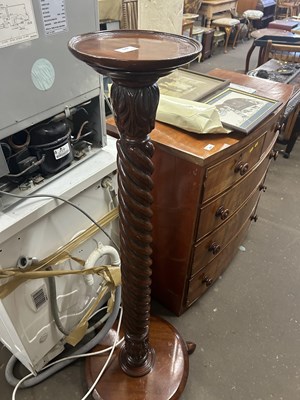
left=111, top=83, right=159, bottom=375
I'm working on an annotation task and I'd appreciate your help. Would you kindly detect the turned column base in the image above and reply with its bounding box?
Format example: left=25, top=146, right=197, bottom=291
left=119, top=342, right=155, bottom=377
left=85, top=316, right=192, bottom=400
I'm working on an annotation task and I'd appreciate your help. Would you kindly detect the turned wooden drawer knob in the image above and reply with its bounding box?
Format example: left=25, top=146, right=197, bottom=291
left=269, top=150, right=279, bottom=160
left=202, top=276, right=213, bottom=287
left=234, top=161, right=249, bottom=176
left=216, top=206, right=230, bottom=220
left=275, top=121, right=281, bottom=131
left=209, top=242, right=221, bottom=255
left=259, top=184, right=267, bottom=192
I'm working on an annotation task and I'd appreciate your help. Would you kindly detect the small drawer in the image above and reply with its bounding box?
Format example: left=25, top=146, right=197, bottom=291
left=197, top=156, right=270, bottom=240
left=202, top=135, right=265, bottom=202
left=191, top=185, right=262, bottom=276
left=186, top=217, right=252, bottom=307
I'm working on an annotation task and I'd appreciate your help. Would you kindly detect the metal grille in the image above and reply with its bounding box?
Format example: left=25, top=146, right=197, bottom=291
left=32, top=287, right=48, bottom=310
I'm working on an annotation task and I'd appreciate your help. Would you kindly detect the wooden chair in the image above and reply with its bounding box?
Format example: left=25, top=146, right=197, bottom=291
left=261, top=40, right=300, bottom=158
left=211, top=18, right=241, bottom=53
left=242, top=9, right=263, bottom=38
left=122, top=0, right=138, bottom=29
left=210, top=0, right=241, bottom=53
left=183, top=0, right=202, bottom=36
left=182, top=20, right=194, bottom=37
left=261, top=40, right=300, bottom=64
left=280, top=96, right=300, bottom=158
left=276, top=1, right=299, bottom=19
left=182, top=1, right=203, bottom=62
left=183, top=0, right=203, bottom=14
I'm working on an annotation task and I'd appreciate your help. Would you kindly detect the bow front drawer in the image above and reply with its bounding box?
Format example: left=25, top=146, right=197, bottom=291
left=191, top=184, right=262, bottom=277
left=202, top=135, right=265, bottom=202
left=197, top=156, right=270, bottom=240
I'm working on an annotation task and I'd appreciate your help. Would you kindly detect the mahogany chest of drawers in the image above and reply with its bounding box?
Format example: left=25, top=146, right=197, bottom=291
left=149, top=69, right=292, bottom=315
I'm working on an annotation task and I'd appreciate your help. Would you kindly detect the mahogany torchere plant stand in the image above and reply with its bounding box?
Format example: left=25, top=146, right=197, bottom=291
left=68, top=30, right=201, bottom=399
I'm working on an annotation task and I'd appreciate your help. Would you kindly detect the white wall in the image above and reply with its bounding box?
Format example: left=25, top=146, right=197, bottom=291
left=98, top=0, right=122, bottom=20
left=138, top=0, right=184, bottom=34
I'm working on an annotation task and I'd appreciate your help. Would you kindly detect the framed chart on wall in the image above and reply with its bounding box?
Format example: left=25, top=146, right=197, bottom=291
left=204, top=87, right=281, bottom=134
left=158, top=69, right=229, bottom=102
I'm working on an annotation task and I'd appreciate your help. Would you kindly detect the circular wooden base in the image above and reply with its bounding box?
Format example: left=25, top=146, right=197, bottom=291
left=85, top=316, right=190, bottom=400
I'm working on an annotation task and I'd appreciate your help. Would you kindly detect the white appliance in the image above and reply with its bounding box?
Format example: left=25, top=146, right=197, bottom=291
left=0, top=0, right=120, bottom=375
left=0, top=149, right=119, bottom=374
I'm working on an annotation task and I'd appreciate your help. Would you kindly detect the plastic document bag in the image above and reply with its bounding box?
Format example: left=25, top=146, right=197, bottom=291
left=156, top=94, right=229, bottom=134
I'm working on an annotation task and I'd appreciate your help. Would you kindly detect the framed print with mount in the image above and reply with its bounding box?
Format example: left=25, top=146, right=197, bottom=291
left=157, top=69, right=229, bottom=102
left=204, top=87, right=282, bottom=134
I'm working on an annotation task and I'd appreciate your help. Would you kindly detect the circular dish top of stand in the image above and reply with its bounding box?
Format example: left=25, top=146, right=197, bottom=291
left=68, top=30, right=201, bottom=78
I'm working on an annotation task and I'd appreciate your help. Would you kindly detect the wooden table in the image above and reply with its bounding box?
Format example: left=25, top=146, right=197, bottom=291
left=248, top=59, right=300, bottom=157
left=268, top=18, right=299, bottom=31
left=244, top=27, right=300, bottom=73
left=199, top=0, right=238, bottom=27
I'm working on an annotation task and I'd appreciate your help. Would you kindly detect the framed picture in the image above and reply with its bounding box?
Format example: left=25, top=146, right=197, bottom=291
left=157, top=69, right=229, bottom=102
left=204, top=88, right=282, bottom=134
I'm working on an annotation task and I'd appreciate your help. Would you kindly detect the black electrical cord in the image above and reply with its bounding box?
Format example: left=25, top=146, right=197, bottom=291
left=0, top=142, right=12, bottom=158
left=0, top=190, right=119, bottom=250
left=5, top=155, right=45, bottom=178
left=76, top=106, right=89, bottom=116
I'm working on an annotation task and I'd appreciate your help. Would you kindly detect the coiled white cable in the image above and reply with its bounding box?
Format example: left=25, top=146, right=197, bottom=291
left=12, top=307, right=123, bottom=400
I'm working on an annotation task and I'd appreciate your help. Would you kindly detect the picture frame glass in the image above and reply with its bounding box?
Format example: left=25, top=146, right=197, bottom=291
left=158, top=69, right=229, bottom=101
left=204, top=88, right=281, bottom=133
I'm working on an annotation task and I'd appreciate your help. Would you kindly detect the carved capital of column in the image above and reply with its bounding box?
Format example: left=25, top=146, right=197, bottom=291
left=111, top=83, right=160, bottom=139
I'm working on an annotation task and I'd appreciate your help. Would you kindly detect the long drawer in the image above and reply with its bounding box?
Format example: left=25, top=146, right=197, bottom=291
left=191, top=183, right=262, bottom=277
left=186, top=216, right=252, bottom=308
left=202, top=134, right=265, bottom=202
left=196, top=156, right=270, bottom=240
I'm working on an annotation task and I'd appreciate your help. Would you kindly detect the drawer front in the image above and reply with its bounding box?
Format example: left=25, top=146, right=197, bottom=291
left=202, top=135, right=265, bottom=202
left=261, top=124, right=278, bottom=155
left=191, top=185, right=261, bottom=276
left=187, top=217, right=252, bottom=307
left=197, top=156, right=270, bottom=240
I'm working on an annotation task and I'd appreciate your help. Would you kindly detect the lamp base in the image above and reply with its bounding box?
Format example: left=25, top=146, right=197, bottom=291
left=85, top=316, right=192, bottom=400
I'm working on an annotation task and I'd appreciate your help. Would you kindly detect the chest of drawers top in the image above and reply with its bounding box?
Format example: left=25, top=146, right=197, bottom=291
left=151, top=69, right=292, bottom=166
